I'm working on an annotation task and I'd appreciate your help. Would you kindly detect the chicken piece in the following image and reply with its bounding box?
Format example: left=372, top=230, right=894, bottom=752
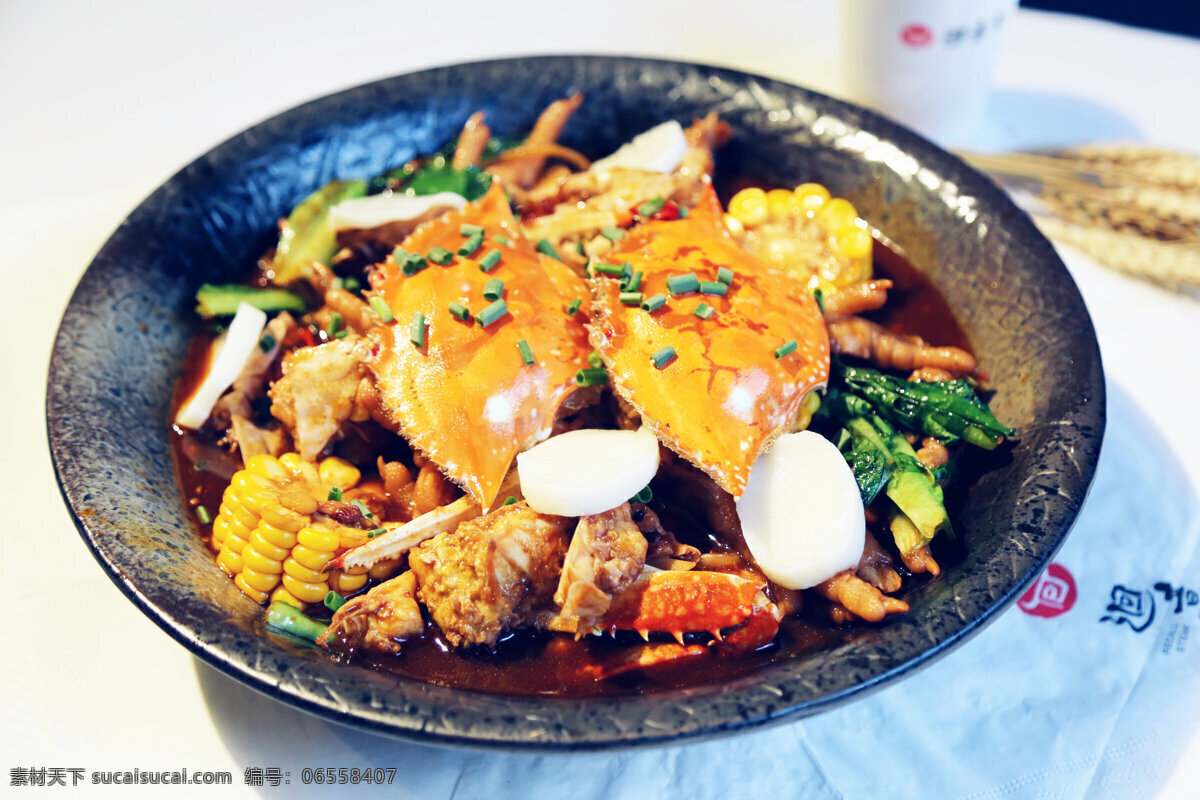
left=228, top=414, right=291, bottom=459
left=319, top=571, right=423, bottom=656
left=452, top=111, right=491, bottom=169
left=816, top=570, right=909, bottom=623
left=268, top=337, right=371, bottom=460
left=821, top=279, right=893, bottom=318
left=555, top=503, right=648, bottom=627
left=409, top=503, right=570, bottom=647
left=857, top=530, right=903, bottom=594
left=488, top=94, right=583, bottom=189
left=828, top=315, right=976, bottom=376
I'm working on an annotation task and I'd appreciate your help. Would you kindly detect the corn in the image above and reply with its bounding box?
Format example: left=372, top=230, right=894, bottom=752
left=794, top=183, right=831, bottom=214
left=832, top=226, right=873, bottom=261
left=766, top=188, right=802, bottom=221
left=729, top=187, right=769, bottom=228
left=210, top=453, right=364, bottom=609
left=329, top=567, right=370, bottom=595
left=722, top=213, right=745, bottom=236
left=793, top=390, right=823, bottom=432
left=815, top=198, right=858, bottom=233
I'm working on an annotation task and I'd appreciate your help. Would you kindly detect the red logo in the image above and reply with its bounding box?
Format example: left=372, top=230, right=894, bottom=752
left=1018, top=563, right=1077, bottom=618
left=900, top=24, right=934, bottom=47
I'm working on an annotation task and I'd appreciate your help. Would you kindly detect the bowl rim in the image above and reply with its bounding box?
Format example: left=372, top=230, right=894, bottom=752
left=46, top=53, right=1105, bottom=750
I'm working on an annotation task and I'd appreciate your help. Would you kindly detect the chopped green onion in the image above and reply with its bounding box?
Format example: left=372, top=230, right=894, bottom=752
left=813, top=288, right=825, bottom=313
left=483, top=278, right=505, bottom=301
left=495, top=235, right=511, bottom=246
left=641, top=293, right=667, bottom=312
left=666, top=273, right=699, bottom=295
left=651, top=346, right=677, bottom=369
left=331, top=277, right=344, bottom=290
left=565, top=298, right=582, bottom=315
left=458, top=231, right=484, bottom=257
left=638, top=196, right=666, bottom=218
left=369, top=296, right=394, bottom=323
left=333, top=329, right=349, bottom=339
left=367, top=527, right=387, bottom=538
left=350, top=499, right=374, bottom=518
left=678, top=205, right=689, bottom=218
left=503, top=496, right=519, bottom=506
left=630, top=485, right=653, bottom=504
left=327, top=312, right=343, bottom=337
left=265, top=602, right=327, bottom=643
left=342, top=276, right=361, bottom=293
left=774, top=340, right=798, bottom=359
left=427, top=246, right=453, bottom=265
left=588, top=351, right=604, bottom=368
left=517, top=339, right=534, bottom=365
left=694, top=303, right=715, bottom=319
left=195, top=505, right=212, bottom=525
left=699, top=281, right=728, bottom=296
left=327, top=487, right=343, bottom=501
left=258, top=334, right=276, bottom=353
left=620, top=291, right=644, bottom=306
left=592, top=262, right=625, bottom=277
left=622, top=270, right=643, bottom=292
left=449, top=302, right=472, bottom=322
left=402, top=253, right=427, bottom=276
left=476, top=298, right=508, bottom=327
left=575, top=240, right=586, bottom=257
left=601, top=225, right=626, bottom=242
left=575, top=367, right=608, bottom=386
left=536, top=238, right=562, bottom=261
left=459, top=223, right=484, bottom=237
left=479, top=249, right=502, bottom=272
left=194, top=283, right=307, bottom=318
left=717, top=267, right=734, bottom=285
left=409, top=310, right=426, bottom=347
left=323, top=591, right=347, bottom=612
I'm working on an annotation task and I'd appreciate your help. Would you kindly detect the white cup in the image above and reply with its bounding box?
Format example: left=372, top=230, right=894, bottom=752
left=840, top=0, right=1017, bottom=143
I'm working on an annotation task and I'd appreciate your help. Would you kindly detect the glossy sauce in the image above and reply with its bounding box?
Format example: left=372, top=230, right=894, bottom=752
left=169, top=220, right=971, bottom=699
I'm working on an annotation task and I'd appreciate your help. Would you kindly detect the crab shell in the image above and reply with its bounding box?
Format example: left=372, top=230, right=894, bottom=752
left=588, top=184, right=830, bottom=497
left=368, top=182, right=591, bottom=510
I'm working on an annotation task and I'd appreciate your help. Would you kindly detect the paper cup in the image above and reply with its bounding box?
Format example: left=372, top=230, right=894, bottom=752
left=840, top=0, right=1017, bottom=142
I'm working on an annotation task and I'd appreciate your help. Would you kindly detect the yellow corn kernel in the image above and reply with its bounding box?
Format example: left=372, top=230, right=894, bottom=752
left=722, top=213, right=745, bottom=236
left=216, top=542, right=246, bottom=576
left=815, top=198, right=858, bottom=232
left=237, top=566, right=281, bottom=594
left=261, top=502, right=308, bottom=533
left=832, top=225, right=873, bottom=261
left=244, top=454, right=287, bottom=482
left=211, top=515, right=234, bottom=548
left=230, top=471, right=277, bottom=513
left=319, top=457, right=361, bottom=490
left=290, top=544, right=335, bottom=572
left=283, top=557, right=326, bottom=584
left=255, top=519, right=298, bottom=550
left=269, top=586, right=303, bottom=608
left=241, top=544, right=284, bottom=575
left=368, top=557, right=401, bottom=582
left=248, top=526, right=292, bottom=563
left=279, top=453, right=319, bottom=484
left=330, top=570, right=369, bottom=594
left=794, top=182, right=831, bottom=214
left=233, top=576, right=271, bottom=604
left=281, top=574, right=329, bottom=604
left=223, top=493, right=260, bottom=531
left=297, top=525, right=341, bottom=552
left=766, top=188, right=802, bottom=221
left=728, top=187, right=769, bottom=228
left=793, top=390, right=823, bottom=432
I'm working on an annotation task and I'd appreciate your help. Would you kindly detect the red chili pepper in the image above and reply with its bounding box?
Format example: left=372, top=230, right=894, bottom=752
left=294, top=327, right=316, bottom=348
left=651, top=201, right=681, bottom=221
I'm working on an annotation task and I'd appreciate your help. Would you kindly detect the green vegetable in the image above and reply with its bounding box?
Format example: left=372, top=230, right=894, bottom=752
left=428, top=246, right=454, bottom=265
left=479, top=249, right=502, bottom=272
left=476, top=299, right=508, bottom=327
left=195, top=284, right=307, bottom=318
left=651, top=346, right=676, bottom=369
left=623, top=270, right=643, bottom=292
left=272, top=179, right=367, bottom=286
left=448, top=302, right=472, bottom=322
left=516, top=339, right=534, bottom=365
left=409, top=310, right=426, bottom=347
left=699, top=281, right=728, bottom=296
left=404, top=163, right=492, bottom=200
left=774, top=340, right=797, bottom=359
left=717, top=267, right=734, bottom=285
left=327, top=487, right=343, bottom=501
left=536, top=238, right=562, bottom=262
left=574, top=367, right=608, bottom=387
left=666, top=273, right=699, bottom=295
left=324, top=591, right=347, bottom=612
left=694, top=303, right=715, bottom=319
left=640, top=293, right=666, bottom=312
left=265, top=602, right=328, bottom=643
left=638, top=196, right=666, bottom=217
left=483, top=278, right=505, bottom=301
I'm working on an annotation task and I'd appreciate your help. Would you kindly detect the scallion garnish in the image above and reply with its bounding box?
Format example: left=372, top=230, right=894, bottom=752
left=622, top=270, right=643, bottom=292
left=651, top=346, right=677, bottom=369
left=327, top=312, right=343, bottom=337
left=476, top=299, right=508, bottom=327
left=458, top=231, right=484, bottom=257
left=350, top=499, right=374, bottom=519
left=369, top=296, right=394, bottom=323
left=536, top=238, right=563, bottom=262
left=479, top=249, right=502, bottom=272
left=427, top=246, right=453, bottom=265
left=575, top=240, right=586, bottom=257
left=367, top=527, right=387, bottom=539
left=601, top=225, right=626, bottom=242
left=328, top=487, right=343, bottom=501
left=666, top=273, right=699, bottom=295
left=638, top=196, right=666, bottom=218
left=565, top=298, right=582, bottom=315
left=694, top=303, right=715, bottom=319
left=503, top=496, right=518, bottom=506
left=324, top=591, right=347, bottom=612
left=717, top=266, right=734, bottom=285
left=495, top=234, right=511, bottom=246
left=774, top=340, right=798, bottom=359
left=678, top=206, right=689, bottom=218
left=402, top=253, right=427, bottom=276
left=195, top=505, right=212, bottom=525
left=699, top=281, right=727, bottom=296
left=588, top=351, right=603, bottom=368
left=342, top=276, right=361, bottom=293
left=575, top=367, right=608, bottom=387
left=517, top=339, right=534, bottom=365
left=258, top=334, right=276, bottom=353
left=483, top=278, right=505, bottom=301
left=620, top=291, right=644, bottom=306
left=449, top=302, right=472, bottom=322
left=410, top=310, right=426, bottom=347
left=334, top=329, right=349, bottom=339
left=459, top=223, right=484, bottom=237
left=592, top=262, right=625, bottom=277
left=813, top=288, right=825, bottom=313
left=640, top=293, right=667, bottom=312
left=630, top=485, right=653, bottom=504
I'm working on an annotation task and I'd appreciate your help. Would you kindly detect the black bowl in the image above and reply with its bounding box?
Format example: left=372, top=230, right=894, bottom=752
left=46, top=56, right=1103, bottom=749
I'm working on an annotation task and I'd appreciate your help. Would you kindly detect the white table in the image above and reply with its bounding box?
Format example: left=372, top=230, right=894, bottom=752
left=3, top=3, right=1198, bottom=797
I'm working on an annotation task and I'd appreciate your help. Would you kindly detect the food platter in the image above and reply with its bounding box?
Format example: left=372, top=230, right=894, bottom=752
left=46, top=55, right=1104, bottom=749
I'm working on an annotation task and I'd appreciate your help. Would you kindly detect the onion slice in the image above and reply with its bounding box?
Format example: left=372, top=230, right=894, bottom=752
left=590, top=121, right=689, bottom=174
left=328, top=192, right=466, bottom=233
left=735, top=431, right=865, bottom=590
left=174, top=302, right=267, bottom=429
left=517, top=427, right=660, bottom=517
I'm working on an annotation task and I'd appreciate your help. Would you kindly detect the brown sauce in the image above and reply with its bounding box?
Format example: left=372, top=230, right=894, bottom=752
left=169, top=216, right=971, bottom=698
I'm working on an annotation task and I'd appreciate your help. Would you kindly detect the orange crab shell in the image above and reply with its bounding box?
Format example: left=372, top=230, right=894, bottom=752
left=588, top=184, right=830, bottom=497
left=368, top=182, right=591, bottom=510
left=600, top=569, right=772, bottom=640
